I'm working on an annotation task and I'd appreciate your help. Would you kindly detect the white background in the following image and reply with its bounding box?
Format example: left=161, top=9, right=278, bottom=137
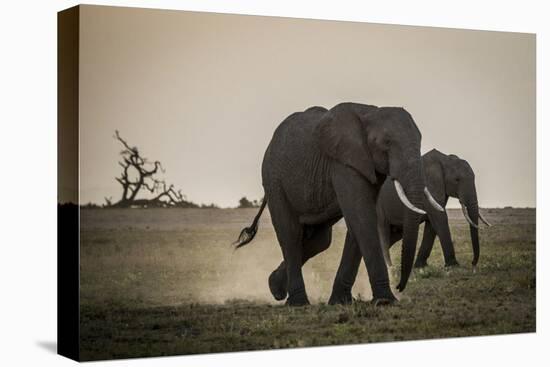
left=0, top=0, right=546, bottom=366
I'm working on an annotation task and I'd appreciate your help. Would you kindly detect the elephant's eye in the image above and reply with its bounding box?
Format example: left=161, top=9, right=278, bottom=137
left=383, top=137, right=392, bottom=148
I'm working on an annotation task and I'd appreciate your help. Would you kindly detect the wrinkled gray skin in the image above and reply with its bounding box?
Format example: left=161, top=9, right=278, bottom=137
left=235, top=102, right=426, bottom=306
left=377, top=149, right=482, bottom=269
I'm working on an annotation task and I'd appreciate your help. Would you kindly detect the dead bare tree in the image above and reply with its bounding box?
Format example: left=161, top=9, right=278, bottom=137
left=109, top=130, right=197, bottom=208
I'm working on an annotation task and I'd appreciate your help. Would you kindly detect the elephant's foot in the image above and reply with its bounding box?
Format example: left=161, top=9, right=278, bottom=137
left=444, top=258, right=460, bottom=267
left=268, top=269, right=287, bottom=301
left=328, top=292, right=353, bottom=305
left=286, top=290, right=310, bottom=306
left=414, top=259, right=428, bottom=268
left=372, top=287, right=398, bottom=305
left=328, top=287, right=353, bottom=305
left=371, top=296, right=397, bottom=307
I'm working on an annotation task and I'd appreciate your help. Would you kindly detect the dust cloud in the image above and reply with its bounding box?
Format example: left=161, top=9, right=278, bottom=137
left=80, top=208, right=375, bottom=307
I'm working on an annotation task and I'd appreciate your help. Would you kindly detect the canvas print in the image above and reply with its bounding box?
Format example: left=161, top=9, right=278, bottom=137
left=58, top=5, right=536, bottom=361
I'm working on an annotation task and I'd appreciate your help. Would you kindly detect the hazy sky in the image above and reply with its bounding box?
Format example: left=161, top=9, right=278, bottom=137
left=79, top=5, right=535, bottom=208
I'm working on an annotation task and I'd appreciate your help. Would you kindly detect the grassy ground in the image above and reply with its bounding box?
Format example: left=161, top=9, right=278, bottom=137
left=78, top=208, right=535, bottom=361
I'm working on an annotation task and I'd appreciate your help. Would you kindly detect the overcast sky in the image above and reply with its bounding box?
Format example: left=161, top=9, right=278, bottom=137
left=78, top=5, right=535, bottom=208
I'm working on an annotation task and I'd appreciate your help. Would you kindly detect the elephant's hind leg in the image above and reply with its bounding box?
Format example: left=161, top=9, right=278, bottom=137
left=268, top=192, right=309, bottom=306
left=268, top=262, right=287, bottom=301
left=269, top=225, right=333, bottom=301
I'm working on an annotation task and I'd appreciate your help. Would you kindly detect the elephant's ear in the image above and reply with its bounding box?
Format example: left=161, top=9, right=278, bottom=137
left=424, top=155, right=446, bottom=203
left=316, top=110, right=377, bottom=184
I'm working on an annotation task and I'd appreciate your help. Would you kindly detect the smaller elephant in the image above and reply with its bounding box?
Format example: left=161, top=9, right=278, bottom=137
left=377, top=149, right=492, bottom=269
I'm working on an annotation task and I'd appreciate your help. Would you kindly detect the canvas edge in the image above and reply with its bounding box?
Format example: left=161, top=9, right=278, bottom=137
left=57, top=4, right=81, bottom=362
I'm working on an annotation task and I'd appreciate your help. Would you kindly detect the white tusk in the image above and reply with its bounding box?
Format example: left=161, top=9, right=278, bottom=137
left=394, top=180, right=426, bottom=215
left=424, top=187, right=445, bottom=212
left=479, top=212, right=492, bottom=227
left=460, top=203, right=479, bottom=229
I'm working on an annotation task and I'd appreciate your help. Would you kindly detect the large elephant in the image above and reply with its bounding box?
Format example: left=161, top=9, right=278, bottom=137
left=377, top=149, right=492, bottom=269
left=234, top=102, right=442, bottom=306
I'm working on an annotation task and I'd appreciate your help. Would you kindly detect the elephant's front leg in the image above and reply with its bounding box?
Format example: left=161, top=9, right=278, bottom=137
left=329, top=228, right=404, bottom=304
left=428, top=213, right=459, bottom=267
left=378, top=220, right=393, bottom=267
left=414, top=221, right=437, bottom=268
left=328, top=231, right=362, bottom=305
left=330, top=165, right=396, bottom=303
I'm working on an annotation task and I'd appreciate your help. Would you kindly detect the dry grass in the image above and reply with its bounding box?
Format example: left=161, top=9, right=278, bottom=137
left=79, top=208, right=535, bottom=361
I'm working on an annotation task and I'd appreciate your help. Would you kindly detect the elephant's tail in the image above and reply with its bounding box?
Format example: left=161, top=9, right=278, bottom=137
left=233, top=198, right=267, bottom=249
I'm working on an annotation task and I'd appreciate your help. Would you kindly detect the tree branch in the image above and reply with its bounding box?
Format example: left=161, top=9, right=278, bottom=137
left=110, top=131, right=193, bottom=208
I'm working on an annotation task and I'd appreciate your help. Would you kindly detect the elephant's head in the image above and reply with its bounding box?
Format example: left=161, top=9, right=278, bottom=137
left=436, top=152, right=491, bottom=266
left=318, top=103, right=442, bottom=292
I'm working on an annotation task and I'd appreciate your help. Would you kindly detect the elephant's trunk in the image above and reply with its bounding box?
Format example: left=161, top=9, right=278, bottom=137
left=396, top=166, right=424, bottom=292
left=460, top=190, right=480, bottom=266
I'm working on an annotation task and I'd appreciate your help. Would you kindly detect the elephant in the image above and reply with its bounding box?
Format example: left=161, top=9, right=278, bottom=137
left=376, top=149, right=492, bottom=269
left=234, top=102, right=443, bottom=306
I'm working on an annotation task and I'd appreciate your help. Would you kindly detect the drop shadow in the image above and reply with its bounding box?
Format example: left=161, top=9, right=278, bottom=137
left=36, top=340, right=57, bottom=354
